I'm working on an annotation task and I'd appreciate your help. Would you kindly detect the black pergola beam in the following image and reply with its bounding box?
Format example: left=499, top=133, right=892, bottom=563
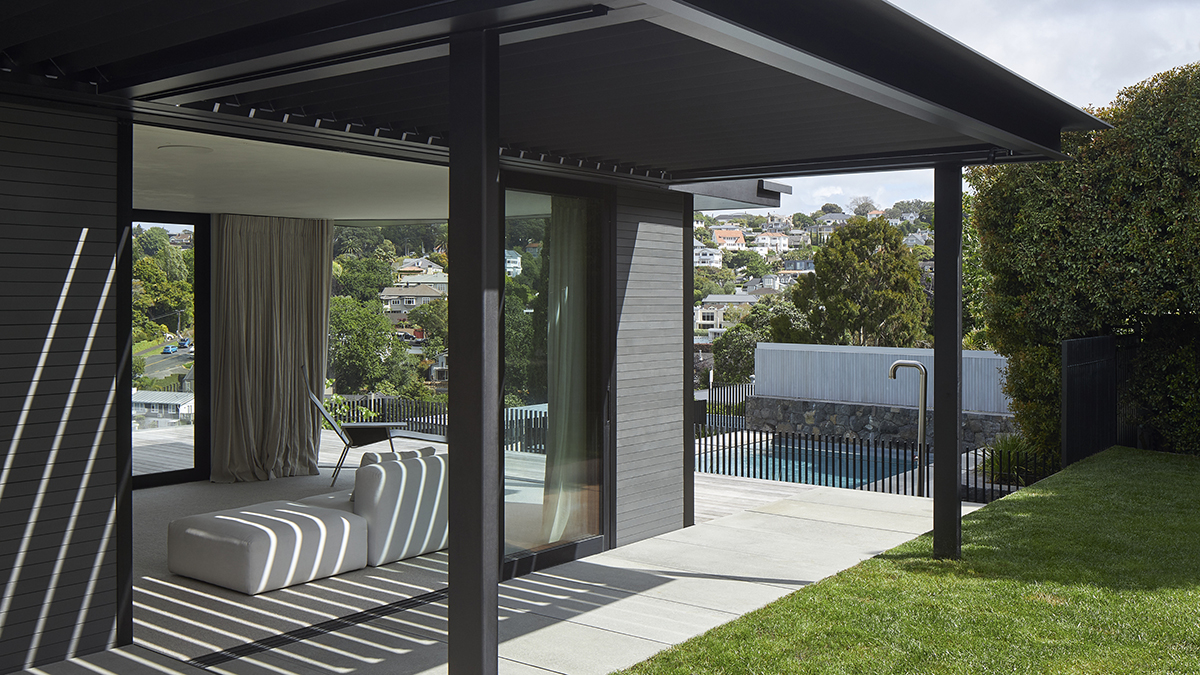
left=932, top=162, right=963, bottom=560
left=447, top=27, right=502, bottom=675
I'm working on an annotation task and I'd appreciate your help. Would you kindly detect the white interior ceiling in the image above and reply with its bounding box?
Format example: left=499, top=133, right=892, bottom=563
left=134, top=126, right=451, bottom=220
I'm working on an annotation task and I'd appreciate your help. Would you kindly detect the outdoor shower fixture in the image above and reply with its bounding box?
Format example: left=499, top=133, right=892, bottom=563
left=888, top=360, right=928, bottom=497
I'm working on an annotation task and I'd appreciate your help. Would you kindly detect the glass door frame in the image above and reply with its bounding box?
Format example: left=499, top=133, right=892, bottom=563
left=498, top=170, right=617, bottom=577
left=130, top=209, right=210, bottom=490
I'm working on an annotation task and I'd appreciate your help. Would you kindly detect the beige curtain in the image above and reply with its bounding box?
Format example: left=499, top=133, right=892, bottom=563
left=541, top=196, right=590, bottom=542
left=211, top=214, right=333, bottom=483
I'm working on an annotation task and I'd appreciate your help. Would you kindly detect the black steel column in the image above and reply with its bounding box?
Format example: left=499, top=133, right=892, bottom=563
left=682, top=194, right=695, bottom=528
left=448, top=28, right=502, bottom=675
left=114, top=119, right=134, bottom=646
left=933, top=163, right=963, bottom=560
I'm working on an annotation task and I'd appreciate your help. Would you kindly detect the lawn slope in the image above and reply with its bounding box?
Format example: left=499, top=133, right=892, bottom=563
left=618, top=447, right=1200, bottom=675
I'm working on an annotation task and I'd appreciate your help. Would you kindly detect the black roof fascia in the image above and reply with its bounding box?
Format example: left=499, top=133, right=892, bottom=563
left=668, top=145, right=1033, bottom=182
left=100, top=1, right=638, bottom=102
left=671, top=179, right=789, bottom=209
left=643, top=0, right=1108, bottom=158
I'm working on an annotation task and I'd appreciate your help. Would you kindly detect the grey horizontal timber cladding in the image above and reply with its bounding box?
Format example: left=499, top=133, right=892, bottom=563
left=0, top=102, right=119, bottom=673
left=614, top=186, right=686, bottom=547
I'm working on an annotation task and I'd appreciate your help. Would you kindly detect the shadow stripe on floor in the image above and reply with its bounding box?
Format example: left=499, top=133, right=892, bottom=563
left=186, top=587, right=449, bottom=668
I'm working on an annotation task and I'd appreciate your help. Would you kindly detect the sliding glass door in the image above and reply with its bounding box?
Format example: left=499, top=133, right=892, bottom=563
left=502, top=189, right=604, bottom=556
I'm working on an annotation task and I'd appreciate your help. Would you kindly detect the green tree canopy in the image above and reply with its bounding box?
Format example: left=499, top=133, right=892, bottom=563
left=909, top=244, right=934, bottom=261
left=892, top=199, right=934, bottom=225
left=724, top=249, right=769, bottom=278
left=819, top=203, right=843, bottom=214
left=791, top=212, right=816, bottom=228
left=333, top=226, right=384, bottom=259
left=154, top=244, right=188, bottom=282
left=505, top=219, right=545, bottom=250
left=380, top=222, right=446, bottom=256
left=785, top=217, right=929, bottom=347
left=133, top=256, right=166, bottom=288
left=136, top=226, right=171, bottom=259
left=694, top=276, right=721, bottom=306
left=408, top=297, right=449, bottom=358
left=968, top=63, right=1200, bottom=455
left=712, top=322, right=762, bottom=383
left=334, top=255, right=394, bottom=303
left=849, top=196, right=877, bottom=216
left=328, top=296, right=419, bottom=394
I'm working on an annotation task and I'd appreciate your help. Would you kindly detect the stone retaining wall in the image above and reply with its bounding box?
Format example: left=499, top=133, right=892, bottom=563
left=745, top=396, right=1016, bottom=448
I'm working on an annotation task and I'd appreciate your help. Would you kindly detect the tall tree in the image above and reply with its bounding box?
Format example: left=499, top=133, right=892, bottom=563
left=327, top=296, right=419, bottom=394
left=819, top=203, right=843, bottom=214
left=791, top=212, right=816, bottom=229
left=136, top=226, right=171, bottom=258
left=849, top=196, right=877, bottom=216
left=333, top=226, right=384, bottom=259
left=786, top=217, right=929, bottom=347
left=154, top=245, right=187, bottom=282
left=408, top=297, right=449, bottom=359
left=968, top=63, right=1200, bottom=455
left=333, top=255, right=394, bottom=303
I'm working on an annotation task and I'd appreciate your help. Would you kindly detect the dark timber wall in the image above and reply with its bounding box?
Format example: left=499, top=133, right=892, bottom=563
left=613, top=187, right=687, bottom=546
left=0, top=102, right=120, bottom=673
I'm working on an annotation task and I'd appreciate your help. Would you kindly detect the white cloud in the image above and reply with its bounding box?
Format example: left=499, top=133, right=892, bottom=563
left=887, top=0, right=1200, bottom=108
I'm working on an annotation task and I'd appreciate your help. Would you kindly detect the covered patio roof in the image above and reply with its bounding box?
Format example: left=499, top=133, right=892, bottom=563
left=1, top=0, right=1103, bottom=182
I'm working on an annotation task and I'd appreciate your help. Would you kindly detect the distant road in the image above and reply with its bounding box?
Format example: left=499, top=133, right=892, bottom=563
left=140, top=343, right=193, bottom=380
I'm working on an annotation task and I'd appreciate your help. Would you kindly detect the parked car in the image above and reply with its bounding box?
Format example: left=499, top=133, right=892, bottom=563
left=179, top=337, right=191, bottom=347
left=162, top=345, right=178, bottom=354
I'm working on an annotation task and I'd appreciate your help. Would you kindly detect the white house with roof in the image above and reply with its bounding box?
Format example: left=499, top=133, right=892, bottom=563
left=817, top=212, right=853, bottom=227
left=396, top=256, right=444, bottom=273
left=711, top=228, right=746, bottom=250
left=131, top=390, right=195, bottom=424
left=745, top=274, right=788, bottom=293
left=751, top=231, right=789, bottom=254
left=504, top=249, right=522, bottom=277
left=694, top=292, right=758, bottom=330
left=787, top=231, right=811, bottom=248
left=380, top=284, right=444, bottom=321
left=903, top=229, right=934, bottom=247
left=399, top=271, right=448, bottom=294
left=693, top=238, right=723, bottom=267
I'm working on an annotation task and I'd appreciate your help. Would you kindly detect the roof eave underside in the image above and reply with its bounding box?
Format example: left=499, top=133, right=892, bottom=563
left=0, top=0, right=1106, bottom=182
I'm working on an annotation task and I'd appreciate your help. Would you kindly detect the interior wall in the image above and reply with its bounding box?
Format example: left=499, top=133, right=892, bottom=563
left=0, top=101, right=120, bottom=673
left=613, top=186, right=688, bottom=546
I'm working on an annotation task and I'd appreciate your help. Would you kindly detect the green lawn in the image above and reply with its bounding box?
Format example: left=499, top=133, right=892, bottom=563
left=618, top=447, right=1200, bottom=675
left=133, top=339, right=161, bottom=355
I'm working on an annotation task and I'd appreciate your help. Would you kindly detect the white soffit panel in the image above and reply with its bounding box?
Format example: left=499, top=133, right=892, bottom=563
left=133, top=125, right=450, bottom=220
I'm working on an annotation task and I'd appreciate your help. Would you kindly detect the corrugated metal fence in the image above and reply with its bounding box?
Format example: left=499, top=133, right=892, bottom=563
left=754, top=343, right=1010, bottom=413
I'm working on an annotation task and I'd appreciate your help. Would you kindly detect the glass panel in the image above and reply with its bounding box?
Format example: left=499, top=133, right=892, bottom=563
left=322, top=222, right=448, bottom=467
left=503, top=190, right=602, bottom=556
left=131, top=222, right=197, bottom=476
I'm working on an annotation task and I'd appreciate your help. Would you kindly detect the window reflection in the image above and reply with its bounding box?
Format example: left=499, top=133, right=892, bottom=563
left=503, top=191, right=601, bottom=555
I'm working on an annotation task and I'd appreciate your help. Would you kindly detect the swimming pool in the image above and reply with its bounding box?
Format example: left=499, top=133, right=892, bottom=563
left=695, top=433, right=927, bottom=490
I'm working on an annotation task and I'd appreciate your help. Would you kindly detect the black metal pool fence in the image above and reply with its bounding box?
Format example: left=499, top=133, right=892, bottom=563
left=695, top=424, right=1057, bottom=503
left=331, top=395, right=548, bottom=454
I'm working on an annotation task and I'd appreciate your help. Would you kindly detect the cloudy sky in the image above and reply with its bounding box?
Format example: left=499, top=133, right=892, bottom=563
left=707, top=0, right=1200, bottom=218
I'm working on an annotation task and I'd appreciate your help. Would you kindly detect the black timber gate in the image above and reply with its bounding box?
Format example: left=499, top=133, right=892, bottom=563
left=1061, top=336, right=1117, bottom=466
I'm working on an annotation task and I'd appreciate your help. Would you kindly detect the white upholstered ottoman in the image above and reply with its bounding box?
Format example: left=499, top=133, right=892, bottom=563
left=168, top=500, right=368, bottom=595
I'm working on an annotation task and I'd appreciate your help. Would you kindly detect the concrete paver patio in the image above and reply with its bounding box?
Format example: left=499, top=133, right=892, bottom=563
left=21, top=478, right=980, bottom=675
